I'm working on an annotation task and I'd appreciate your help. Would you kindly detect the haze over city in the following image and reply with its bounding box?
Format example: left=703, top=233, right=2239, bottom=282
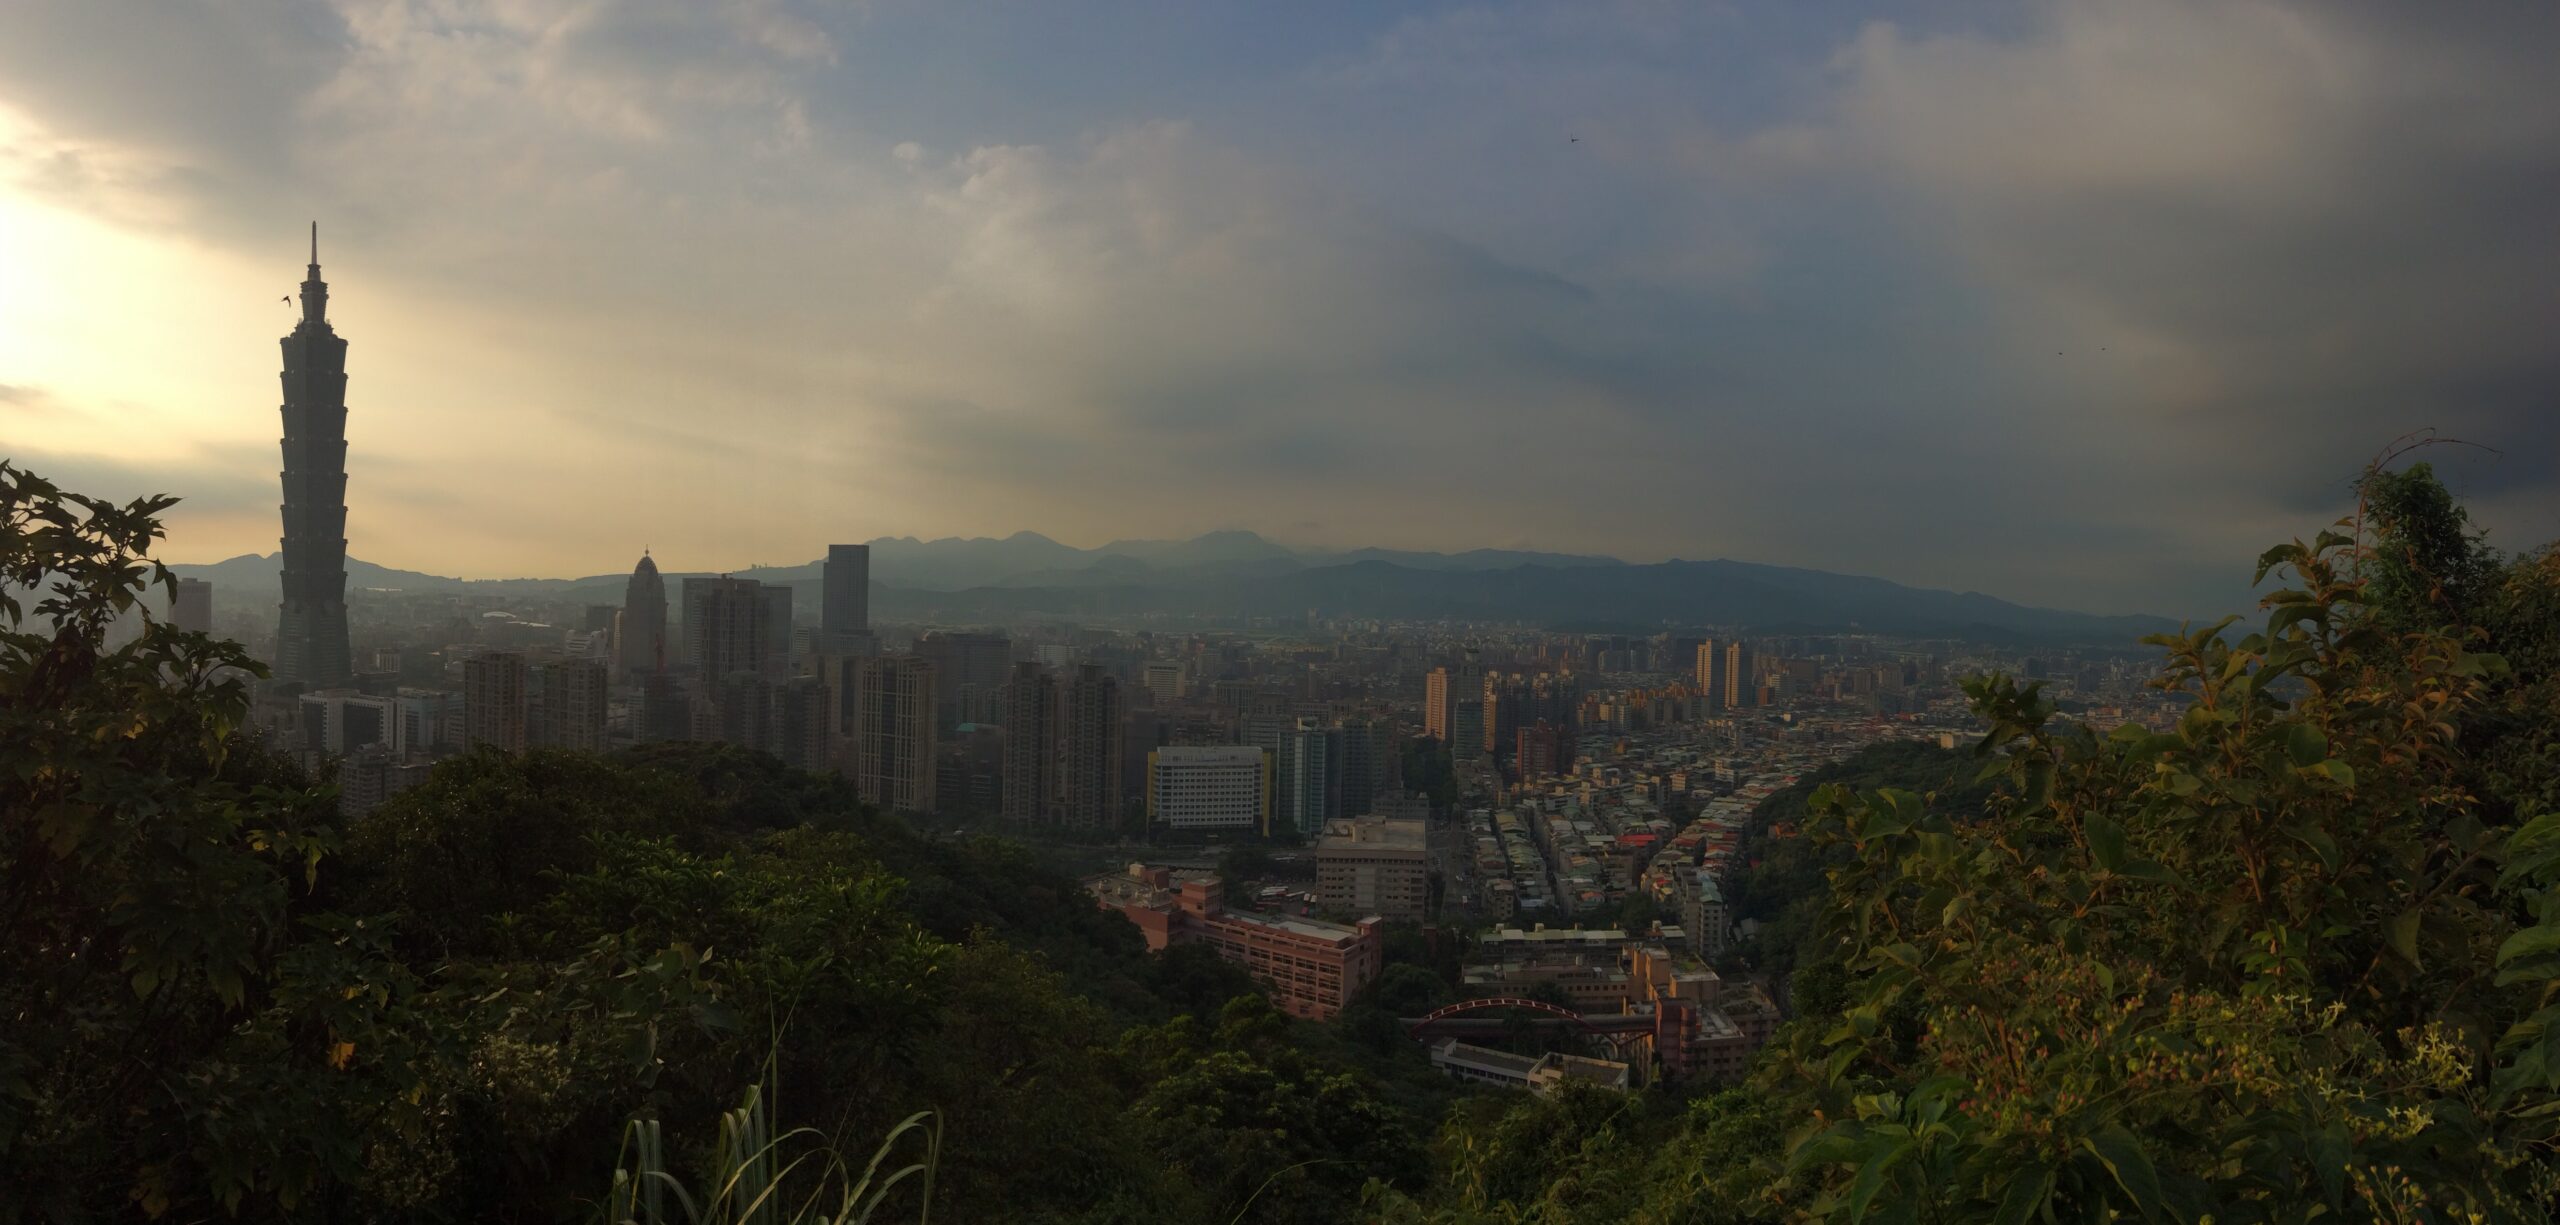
left=4, top=0, right=2557, bottom=614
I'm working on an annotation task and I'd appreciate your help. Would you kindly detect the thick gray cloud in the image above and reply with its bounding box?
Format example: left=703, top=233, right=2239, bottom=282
left=0, top=0, right=2552, bottom=616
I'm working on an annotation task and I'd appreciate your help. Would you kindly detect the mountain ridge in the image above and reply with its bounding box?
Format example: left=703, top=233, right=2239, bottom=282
left=167, top=533, right=2179, bottom=641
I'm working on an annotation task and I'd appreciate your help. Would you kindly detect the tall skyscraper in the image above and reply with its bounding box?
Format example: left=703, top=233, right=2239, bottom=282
left=1337, top=716, right=1392, bottom=816
left=1722, top=641, right=1752, bottom=710
left=1449, top=696, right=1485, bottom=764
left=849, top=655, right=937, bottom=813
left=999, top=661, right=1057, bottom=823
left=1423, top=667, right=1453, bottom=741
left=463, top=651, right=528, bottom=751
left=822, top=544, right=870, bottom=652
left=537, top=658, right=609, bottom=752
left=1278, top=719, right=1345, bottom=837
left=273, top=224, right=353, bottom=687
left=1058, top=664, right=1125, bottom=829
left=170, top=578, right=213, bottom=636
left=619, top=551, right=668, bottom=677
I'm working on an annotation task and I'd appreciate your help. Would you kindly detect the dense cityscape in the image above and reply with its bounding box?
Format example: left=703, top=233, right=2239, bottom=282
left=86, top=238, right=2227, bottom=1107
left=10, top=3, right=2559, bottom=1221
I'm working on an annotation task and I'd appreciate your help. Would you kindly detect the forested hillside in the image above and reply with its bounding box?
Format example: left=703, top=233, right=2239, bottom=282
left=7, top=460, right=2559, bottom=1222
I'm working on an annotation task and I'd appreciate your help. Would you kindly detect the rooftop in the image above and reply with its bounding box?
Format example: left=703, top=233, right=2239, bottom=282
left=1318, top=814, right=1429, bottom=853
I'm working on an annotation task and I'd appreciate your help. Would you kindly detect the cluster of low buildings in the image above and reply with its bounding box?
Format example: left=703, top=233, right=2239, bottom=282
left=1087, top=864, right=1385, bottom=1021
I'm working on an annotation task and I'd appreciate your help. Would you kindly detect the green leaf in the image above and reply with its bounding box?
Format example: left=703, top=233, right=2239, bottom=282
left=2388, top=909, right=2424, bottom=971
left=2286, top=723, right=2328, bottom=767
left=2495, top=926, right=2560, bottom=977
left=1991, top=1165, right=2054, bottom=1225
left=1846, top=1142, right=1902, bottom=1223
left=2085, top=815, right=2127, bottom=873
left=2083, top=1125, right=2165, bottom=1217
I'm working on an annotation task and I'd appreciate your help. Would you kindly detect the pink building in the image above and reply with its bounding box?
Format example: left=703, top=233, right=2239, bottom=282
left=1088, top=865, right=1384, bottom=1020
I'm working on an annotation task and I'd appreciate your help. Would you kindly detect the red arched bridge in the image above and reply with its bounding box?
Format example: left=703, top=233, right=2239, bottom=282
left=1405, top=998, right=1658, bottom=1041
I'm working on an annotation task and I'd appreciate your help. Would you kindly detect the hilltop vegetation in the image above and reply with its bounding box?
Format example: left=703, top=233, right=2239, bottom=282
left=8, top=459, right=2560, bottom=1222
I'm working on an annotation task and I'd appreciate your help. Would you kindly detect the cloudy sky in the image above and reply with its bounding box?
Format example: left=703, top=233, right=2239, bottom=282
left=2, top=0, right=2553, bottom=616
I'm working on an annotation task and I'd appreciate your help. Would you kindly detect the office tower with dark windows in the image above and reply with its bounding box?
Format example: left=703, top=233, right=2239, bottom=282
left=1000, top=661, right=1057, bottom=823
left=618, top=552, right=668, bottom=677
left=273, top=225, right=354, bottom=687
left=822, top=544, right=870, bottom=653
left=463, top=651, right=529, bottom=751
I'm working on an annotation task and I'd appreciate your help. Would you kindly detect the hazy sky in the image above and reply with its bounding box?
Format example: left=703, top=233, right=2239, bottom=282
left=2, top=0, right=2554, bottom=616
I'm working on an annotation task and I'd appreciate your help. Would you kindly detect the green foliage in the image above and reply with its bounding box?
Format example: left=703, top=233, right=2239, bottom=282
left=1726, top=740, right=2001, bottom=984
left=17, top=459, right=2560, bottom=1224
left=2, top=463, right=346, bottom=1214
left=606, top=1082, right=939, bottom=1225
left=1769, top=520, right=2560, bottom=1221
left=1125, top=996, right=1431, bottom=1224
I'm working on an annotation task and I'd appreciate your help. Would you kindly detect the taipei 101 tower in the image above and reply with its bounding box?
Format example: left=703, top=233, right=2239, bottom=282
left=273, top=223, right=353, bottom=687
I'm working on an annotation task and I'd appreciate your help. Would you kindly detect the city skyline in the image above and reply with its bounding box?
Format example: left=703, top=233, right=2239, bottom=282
left=3, top=1, right=2555, bottom=618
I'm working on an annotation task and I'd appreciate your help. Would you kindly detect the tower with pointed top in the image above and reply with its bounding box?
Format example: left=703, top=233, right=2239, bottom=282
left=273, top=223, right=354, bottom=687
left=618, top=551, right=668, bottom=678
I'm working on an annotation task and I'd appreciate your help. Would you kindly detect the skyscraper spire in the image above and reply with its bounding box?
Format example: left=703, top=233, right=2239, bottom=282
left=298, top=223, right=330, bottom=326
left=274, top=225, right=353, bottom=687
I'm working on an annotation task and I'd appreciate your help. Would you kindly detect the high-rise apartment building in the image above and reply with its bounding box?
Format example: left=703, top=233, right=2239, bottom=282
left=1057, top=664, right=1124, bottom=829
left=170, top=578, right=213, bottom=635
left=683, top=576, right=775, bottom=679
left=770, top=675, right=833, bottom=771
left=272, top=225, right=354, bottom=687
left=537, top=658, right=609, bottom=752
left=1141, top=660, right=1187, bottom=708
left=1722, top=641, right=1752, bottom=710
left=915, top=630, right=1012, bottom=729
left=619, top=552, right=668, bottom=677
left=1147, top=745, right=1271, bottom=833
left=1279, top=719, right=1345, bottom=837
left=999, top=661, right=1057, bottom=824
left=299, top=690, right=393, bottom=756
left=1424, top=667, right=1453, bottom=741
left=463, top=651, right=528, bottom=751
left=1694, top=640, right=1718, bottom=698
left=850, top=655, right=936, bottom=813
left=821, top=543, right=870, bottom=652
left=760, top=585, right=794, bottom=673
left=1517, top=719, right=1566, bottom=778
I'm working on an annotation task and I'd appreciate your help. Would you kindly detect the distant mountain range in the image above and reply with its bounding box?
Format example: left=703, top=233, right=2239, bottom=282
left=168, top=530, right=2179, bottom=642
